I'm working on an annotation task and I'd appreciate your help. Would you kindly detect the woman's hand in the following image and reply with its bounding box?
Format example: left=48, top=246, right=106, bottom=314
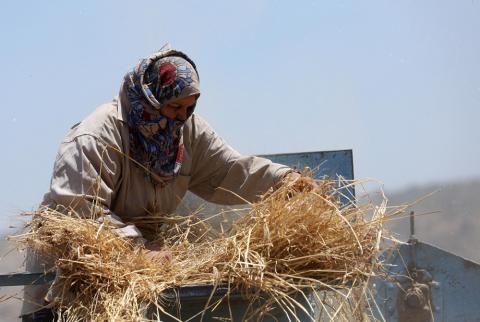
left=283, top=171, right=318, bottom=193
left=144, top=243, right=173, bottom=265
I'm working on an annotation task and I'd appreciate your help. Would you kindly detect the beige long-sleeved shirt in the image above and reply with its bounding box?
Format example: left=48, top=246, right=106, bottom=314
left=22, top=93, right=290, bottom=315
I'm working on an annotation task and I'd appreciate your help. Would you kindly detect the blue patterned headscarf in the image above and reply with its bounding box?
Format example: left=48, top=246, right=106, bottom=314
left=123, top=46, right=200, bottom=184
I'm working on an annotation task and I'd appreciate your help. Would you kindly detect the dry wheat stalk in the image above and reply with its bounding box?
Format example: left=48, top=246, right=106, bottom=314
left=12, top=179, right=391, bottom=321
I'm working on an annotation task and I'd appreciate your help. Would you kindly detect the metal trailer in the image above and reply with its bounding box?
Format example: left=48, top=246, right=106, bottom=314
left=2, top=150, right=480, bottom=321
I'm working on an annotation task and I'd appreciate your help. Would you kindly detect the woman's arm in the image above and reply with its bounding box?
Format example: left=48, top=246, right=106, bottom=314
left=187, top=115, right=291, bottom=205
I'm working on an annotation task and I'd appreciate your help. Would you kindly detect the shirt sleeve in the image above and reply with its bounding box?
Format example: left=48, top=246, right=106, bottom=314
left=187, top=115, right=291, bottom=205
left=43, top=134, right=144, bottom=241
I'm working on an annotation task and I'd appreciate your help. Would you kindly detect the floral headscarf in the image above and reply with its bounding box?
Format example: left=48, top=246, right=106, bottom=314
left=123, top=45, right=200, bottom=185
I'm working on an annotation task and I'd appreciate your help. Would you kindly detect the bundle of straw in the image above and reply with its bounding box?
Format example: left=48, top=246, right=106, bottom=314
left=14, top=179, right=387, bottom=321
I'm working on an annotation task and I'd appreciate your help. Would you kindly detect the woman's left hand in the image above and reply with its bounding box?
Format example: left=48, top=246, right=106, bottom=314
left=284, top=171, right=318, bottom=192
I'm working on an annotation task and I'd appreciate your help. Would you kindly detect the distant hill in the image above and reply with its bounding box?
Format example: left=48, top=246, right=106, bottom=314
left=383, top=179, right=480, bottom=263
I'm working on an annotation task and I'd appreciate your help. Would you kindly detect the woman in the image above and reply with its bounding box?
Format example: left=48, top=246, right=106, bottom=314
left=22, top=44, right=309, bottom=321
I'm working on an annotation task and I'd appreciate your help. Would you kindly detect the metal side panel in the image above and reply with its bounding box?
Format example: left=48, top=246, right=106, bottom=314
left=373, top=241, right=480, bottom=322
left=263, top=150, right=355, bottom=204
left=154, top=285, right=317, bottom=322
left=260, top=149, right=354, bottom=181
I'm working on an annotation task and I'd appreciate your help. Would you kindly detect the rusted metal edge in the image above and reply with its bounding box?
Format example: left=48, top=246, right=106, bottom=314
left=0, top=272, right=56, bottom=286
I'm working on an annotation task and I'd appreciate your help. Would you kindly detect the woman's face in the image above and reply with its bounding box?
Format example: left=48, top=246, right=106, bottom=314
left=159, top=95, right=197, bottom=121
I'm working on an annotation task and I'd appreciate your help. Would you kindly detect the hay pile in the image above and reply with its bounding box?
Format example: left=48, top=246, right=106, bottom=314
left=14, top=179, right=388, bottom=321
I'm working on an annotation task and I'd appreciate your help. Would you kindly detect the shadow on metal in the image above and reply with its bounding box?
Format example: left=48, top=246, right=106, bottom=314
left=151, top=284, right=318, bottom=322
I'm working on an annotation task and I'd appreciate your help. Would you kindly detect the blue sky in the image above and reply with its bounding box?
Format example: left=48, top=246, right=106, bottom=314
left=1, top=0, right=479, bottom=227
